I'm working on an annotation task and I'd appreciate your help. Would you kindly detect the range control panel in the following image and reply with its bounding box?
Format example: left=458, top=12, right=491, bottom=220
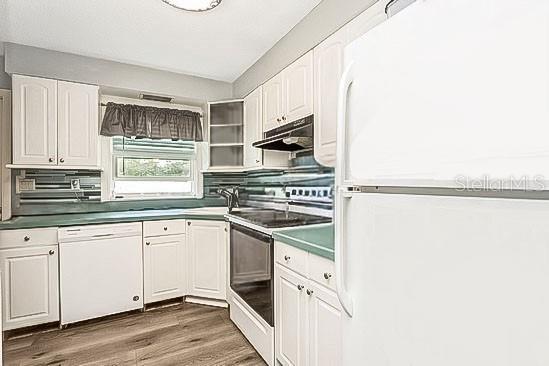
left=285, top=186, right=333, bottom=203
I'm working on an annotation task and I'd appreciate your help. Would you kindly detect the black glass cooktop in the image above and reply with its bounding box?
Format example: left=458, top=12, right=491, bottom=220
left=230, top=209, right=331, bottom=228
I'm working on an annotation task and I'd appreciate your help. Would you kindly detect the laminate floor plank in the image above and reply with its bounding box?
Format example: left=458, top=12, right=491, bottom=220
left=3, top=303, right=266, bottom=366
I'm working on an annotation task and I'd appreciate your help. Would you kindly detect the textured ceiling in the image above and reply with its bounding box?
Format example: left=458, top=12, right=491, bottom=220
left=0, top=0, right=321, bottom=81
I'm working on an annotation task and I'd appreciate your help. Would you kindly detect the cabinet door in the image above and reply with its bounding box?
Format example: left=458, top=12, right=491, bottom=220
left=12, top=75, right=57, bottom=165
left=0, top=245, right=59, bottom=330
left=313, top=28, right=348, bottom=167
left=187, top=220, right=227, bottom=300
left=263, top=73, right=284, bottom=132
left=283, top=51, right=314, bottom=124
left=57, top=81, right=99, bottom=167
left=144, top=235, right=186, bottom=304
left=308, top=283, right=342, bottom=366
left=243, top=87, right=263, bottom=168
left=275, top=264, right=308, bottom=366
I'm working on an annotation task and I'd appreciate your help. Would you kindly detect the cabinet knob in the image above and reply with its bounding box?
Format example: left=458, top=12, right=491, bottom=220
left=133, top=296, right=140, bottom=301
left=145, top=242, right=150, bottom=246
left=282, top=116, right=286, bottom=121
left=277, top=118, right=281, bottom=122
left=24, top=236, right=30, bottom=242
left=323, top=272, right=332, bottom=280
left=59, top=158, right=65, bottom=163
left=297, top=284, right=304, bottom=291
left=48, top=250, right=55, bottom=255
left=48, top=158, right=54, bottom=163
left=188, top=222, right=191, bottom=226
left=255, top=159, right=260, bottom=163
left=163, top=227, right=168, bottom=231
left=306, top=289, right=314, bottom=296
left=284, top=255, right=291, bottom=261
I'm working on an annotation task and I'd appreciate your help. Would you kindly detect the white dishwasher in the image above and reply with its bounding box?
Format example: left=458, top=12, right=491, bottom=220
left=58, top=222, right=143, bottom=325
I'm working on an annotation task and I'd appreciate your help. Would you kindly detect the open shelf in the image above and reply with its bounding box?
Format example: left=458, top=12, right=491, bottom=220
left=208, top=100, right=244, bottom=169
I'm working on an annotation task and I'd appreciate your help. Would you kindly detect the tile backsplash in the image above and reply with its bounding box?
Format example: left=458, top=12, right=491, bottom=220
left=11, top=153, right=333, bottom=216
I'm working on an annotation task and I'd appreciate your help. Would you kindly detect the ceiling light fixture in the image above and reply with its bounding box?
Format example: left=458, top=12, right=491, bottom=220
left=161, top=0, right=222, bottom=12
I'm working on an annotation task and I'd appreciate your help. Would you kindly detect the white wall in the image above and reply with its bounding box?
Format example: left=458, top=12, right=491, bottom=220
left=232, top=0, right=378, bottom=97
left=0, top=56, right=11, bottom=90
left=4, top=43, right=232, bottom=102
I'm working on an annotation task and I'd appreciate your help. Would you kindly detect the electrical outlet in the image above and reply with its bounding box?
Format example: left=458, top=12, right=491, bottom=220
left=16, top=177, right=35, bottom=194
left=70, top=178, right=81, bottom=190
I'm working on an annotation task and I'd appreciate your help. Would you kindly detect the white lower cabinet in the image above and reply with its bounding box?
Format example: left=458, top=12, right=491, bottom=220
left=307, top=282, right=342, bottom=366
left=143, top=234, right=186, bottom=304
left=276, top=264, right=309, bottom=366
left=0, top=245, right=59, bottom=330
left=186, top=220, right=228, bottom=300
left=275, top=242, right=342, bottom=366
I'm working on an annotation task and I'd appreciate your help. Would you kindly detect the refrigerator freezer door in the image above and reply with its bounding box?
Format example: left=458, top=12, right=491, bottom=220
left=339, top=0, right=549, bottom=189
left=341, top=193, right=549, bottom=365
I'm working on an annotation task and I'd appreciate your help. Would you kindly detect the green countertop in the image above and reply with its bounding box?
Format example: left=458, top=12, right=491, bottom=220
left=273, top=223, right=334, bottom=261
left=0, top=208, right=228, bottom=230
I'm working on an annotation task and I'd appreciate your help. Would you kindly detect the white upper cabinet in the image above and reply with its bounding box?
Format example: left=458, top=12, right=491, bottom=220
left=57, top=81, right=99, bottom=167
left=263, top=51, right=314, bottom=133
left=283, top=51, right=314, bottom=124
left=263, top=73, right=284, bottom=132
left=12, top=75, right=100, bottom=168
left=313, top=28, right=348, bottom=167
left=244, top=86, right=263, bottom=168
left=312, top=4, right=388, bottom=167
left=186, top=220, right=227, bottom=300
left=12, top=75, right=57, bottom=166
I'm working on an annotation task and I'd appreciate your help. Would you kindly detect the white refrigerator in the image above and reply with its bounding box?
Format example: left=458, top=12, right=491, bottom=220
left=335, top=1, right=549, bottom=365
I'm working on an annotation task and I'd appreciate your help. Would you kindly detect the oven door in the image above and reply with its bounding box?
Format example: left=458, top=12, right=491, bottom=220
left=230, top=223, right=274, bottom=327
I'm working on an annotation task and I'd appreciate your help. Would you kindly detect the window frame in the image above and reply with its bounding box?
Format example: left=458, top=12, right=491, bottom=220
left=110, top=137, right=200, bottom=200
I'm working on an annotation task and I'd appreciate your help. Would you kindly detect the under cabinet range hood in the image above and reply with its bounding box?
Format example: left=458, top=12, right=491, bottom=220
left=253, top=115, right=313, bottom=151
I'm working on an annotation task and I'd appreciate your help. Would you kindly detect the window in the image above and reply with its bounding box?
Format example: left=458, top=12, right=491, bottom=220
left=112, top=137, right=200, bottom=199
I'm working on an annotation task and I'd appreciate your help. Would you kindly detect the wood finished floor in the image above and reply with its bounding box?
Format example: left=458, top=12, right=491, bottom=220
left=3, top=303, right=267, bottom=366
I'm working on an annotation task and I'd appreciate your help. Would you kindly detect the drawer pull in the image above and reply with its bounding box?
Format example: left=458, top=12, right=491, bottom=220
left=306, top=289, right=314, bottom=296
left=163, top=227, right=168, bottom=231
left=145, top=242, right=151, bottom=246
left=323, top=272, right=332, bottom=280
left=284, top=255, right=291, bottom=261
left=297, top=284, right=304, bottom=291
left=49, top=250, right=55, bottom=255
left=24, top=236, right=30, bottom=242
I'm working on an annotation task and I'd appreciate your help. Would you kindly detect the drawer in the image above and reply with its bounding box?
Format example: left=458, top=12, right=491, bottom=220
left=275, top=241, right=308, bottom=275
left=143, top=219, right=186, bottom=237
left=308, top=253, right=336, bottom=291
left=0, top=227, right=58, bottom=249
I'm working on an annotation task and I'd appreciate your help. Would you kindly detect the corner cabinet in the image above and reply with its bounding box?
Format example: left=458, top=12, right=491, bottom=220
left=208, top=100, right=244, bottom=170
left=186, top=220, right=228, bottom=300
left=275, top=242, right=342, bottom=366
left=12, top=75, right=99, bottom=168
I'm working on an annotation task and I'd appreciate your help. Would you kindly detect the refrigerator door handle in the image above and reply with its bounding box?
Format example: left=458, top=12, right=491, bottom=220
left=335, top=61, right=355, bottom=317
